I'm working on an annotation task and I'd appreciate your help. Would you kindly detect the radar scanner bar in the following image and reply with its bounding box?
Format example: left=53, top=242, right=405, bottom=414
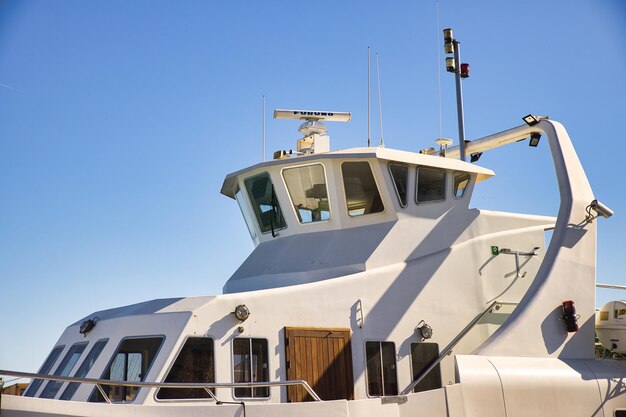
left=274, top=109, right=352, bottom=122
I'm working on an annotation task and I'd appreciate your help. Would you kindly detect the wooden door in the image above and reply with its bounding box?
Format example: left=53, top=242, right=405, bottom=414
left=284, top=327, right=354, bottom=402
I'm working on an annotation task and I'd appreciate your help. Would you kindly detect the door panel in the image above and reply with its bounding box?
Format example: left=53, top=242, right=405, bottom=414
left=284, top=327, right=354, bottom=402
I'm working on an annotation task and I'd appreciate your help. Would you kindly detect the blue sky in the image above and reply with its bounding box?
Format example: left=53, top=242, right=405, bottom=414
left=1, top=0, right=625, bottom=375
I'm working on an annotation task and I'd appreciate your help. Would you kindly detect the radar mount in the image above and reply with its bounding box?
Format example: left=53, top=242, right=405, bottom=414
left=273, top=109, right=351, bottom=159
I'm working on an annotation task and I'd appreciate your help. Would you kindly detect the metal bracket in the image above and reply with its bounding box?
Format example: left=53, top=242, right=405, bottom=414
left=499, top=247, right=540, bottom=278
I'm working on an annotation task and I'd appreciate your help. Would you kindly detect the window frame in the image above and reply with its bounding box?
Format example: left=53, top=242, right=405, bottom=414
left=235, top=184, right=259, bottom=243
left=60, top=338, right=109, bottom=401
left=409, top=342, right=442, bottom=393
left=243, top=172, right=288, bottom=235
left=231, top=337, right=270, bottom=400
left=281, top=163, right=332, bottom=225
left=89, top=335, right=165, bottom=404
left=364, top=340, right=398, bottom=398
left=340, top=160, right=385, bottom=217
left=155, top=336, right=216, bottom=402
left=40, top=341, right=89, bottom=399
left=415, top=166, right=447, bottom=205
left=388, top=163, right=410, bottom=208
left=452, top=172, right=471, bottom=200
left=24, top=345, right=65, bottom=398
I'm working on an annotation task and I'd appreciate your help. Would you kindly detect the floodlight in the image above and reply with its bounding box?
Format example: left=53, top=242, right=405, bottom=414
left=523, top=114, right=540, bottom=126
left=529, top=132, right=541, bottom=147
left=470, top=152, right=482, bottom=162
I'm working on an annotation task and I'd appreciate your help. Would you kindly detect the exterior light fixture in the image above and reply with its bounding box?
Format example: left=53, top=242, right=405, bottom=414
left=523, top=114, right=540, bottom=126
left=460, top=63, right=470, bottom=78
left=470, top=152, right=483, bottom=162
left=561, top=300, right=579, bottom=332
left=443, top=28, right=454, bottom=54
left=523, top=114, right=549, bottom=127
left=79, top=317, right=98, bottom=337
left=529, top=132, right=541, bottom=147
left=415, top=320, right=433, bottom=340
left=445, top=57, right=456, bottom=73
left=233, top=304, right=250, bottom=322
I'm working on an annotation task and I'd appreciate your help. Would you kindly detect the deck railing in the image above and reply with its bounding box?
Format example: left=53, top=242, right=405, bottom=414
left=0, top=369, right=322, bottom=403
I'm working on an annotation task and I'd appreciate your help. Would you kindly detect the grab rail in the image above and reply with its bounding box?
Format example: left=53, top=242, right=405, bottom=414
left=400, top=300, right=500, bottom=395
left=0, top=369, right=322, bottom=403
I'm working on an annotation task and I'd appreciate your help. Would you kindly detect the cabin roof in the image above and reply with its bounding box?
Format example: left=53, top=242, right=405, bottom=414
left=220, top=146, right=495, bottom=199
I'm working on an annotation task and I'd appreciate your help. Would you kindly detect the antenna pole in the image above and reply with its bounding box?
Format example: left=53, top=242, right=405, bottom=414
left=453, top=41, right=466, bottom=161
left=376, top=53, right=385, bottom=147
left=443, top=28, right=469, bottom=162
left=262, top=95, right=266, bottom=162
left=367, top=47, right=371, bottom=147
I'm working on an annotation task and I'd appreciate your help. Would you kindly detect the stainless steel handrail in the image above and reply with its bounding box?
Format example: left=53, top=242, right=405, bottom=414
left=400, top=300, right=500, bottom=395
left=0, top=369, right=322, bottom=403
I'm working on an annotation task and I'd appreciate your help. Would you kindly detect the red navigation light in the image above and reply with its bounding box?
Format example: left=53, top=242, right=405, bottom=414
left=562, top=300, right=579, bottom=332
left=460, top=63, right=470, bottom=78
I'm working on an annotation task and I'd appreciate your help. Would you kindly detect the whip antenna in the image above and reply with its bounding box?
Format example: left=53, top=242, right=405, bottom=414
left=376, top=52, right=385, bottom=147
left=262, top=95, right=266, bottom=162
left=367, top=47, right=371, bottom=147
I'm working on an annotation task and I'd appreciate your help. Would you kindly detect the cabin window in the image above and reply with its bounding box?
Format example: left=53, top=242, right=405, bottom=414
left=453, top=173, right=470, bottom=199
left=600, top=311, right=609, bottom=321
left=235, top=185, right=258, bottom=242
left=157, top=337, right=215, bottom=400
left=410, top=343, right=442, bottom=392
left=60, top=339, right=108, bottom=400
left=244, top=173, right=287, bottom=234
left=24, top=345, right=65, bottom=397
left=342, top=162, right=384, bottom=217
left=388, top=163, right=409, bottom=208
left=90, top=336, right=164, bottom=403
left=232, top=338, right=269, bottom=398
left=615, top=410, right=626, bottom=417
left=40, top=342, right=88, bottom=399
left=365, top=341, right=397, bottom=397
left=283, top=164, right=330, bottom=223
left=416, top=167, right=446, bottom=203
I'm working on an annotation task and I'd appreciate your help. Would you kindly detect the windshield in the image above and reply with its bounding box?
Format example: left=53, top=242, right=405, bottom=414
left=244, top=173, right=287, bottom=234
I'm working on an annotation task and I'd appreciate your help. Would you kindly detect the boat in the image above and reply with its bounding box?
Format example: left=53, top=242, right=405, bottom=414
left=2, top=32, right=626, bottom=417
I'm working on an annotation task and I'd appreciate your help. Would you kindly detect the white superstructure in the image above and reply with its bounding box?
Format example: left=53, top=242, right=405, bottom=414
left=1, top=117, right=625, bottom=417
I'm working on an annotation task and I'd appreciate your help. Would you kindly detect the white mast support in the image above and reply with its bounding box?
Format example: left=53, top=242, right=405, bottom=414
left=436, top=123, right=539, bottom=158
left=473, top=119, right=598, bottom=359
left=597, top=283, right=626, bottom=291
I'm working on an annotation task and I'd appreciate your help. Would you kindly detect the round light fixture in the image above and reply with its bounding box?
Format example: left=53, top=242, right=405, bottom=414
left=234, top=304, right=250, bottom=322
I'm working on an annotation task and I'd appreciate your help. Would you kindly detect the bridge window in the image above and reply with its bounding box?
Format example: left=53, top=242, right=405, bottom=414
left=40, top=342, right=88, bottom=399
left=342, top=162, right=384, bottom=217
left=90, top=336, right=164, bottom=403
left=388, top=163, right=409, bottom=208
left=244, top=173, right=287, bottom=234
left=24, top=345, right=64, bottom=397
left=60, top=339, right=108, bottom=400
left=453, top=173, right=470, bottom=199
left=410, top=342, right=441, bottom=392
left=365, top=341, right=397, bottom=397
left=157, top=337, right=215, bottom=400
left=416, top=167, right=446, bottom=203
left=233, top=338, right=269, bottom=398
left=235, top=186, right=258, bottom=242
left=283, top=164, right=330, bottom=223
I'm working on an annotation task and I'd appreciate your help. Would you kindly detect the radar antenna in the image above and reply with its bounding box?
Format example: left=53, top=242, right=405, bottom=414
left=273, top=109, right=351, bottom=157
